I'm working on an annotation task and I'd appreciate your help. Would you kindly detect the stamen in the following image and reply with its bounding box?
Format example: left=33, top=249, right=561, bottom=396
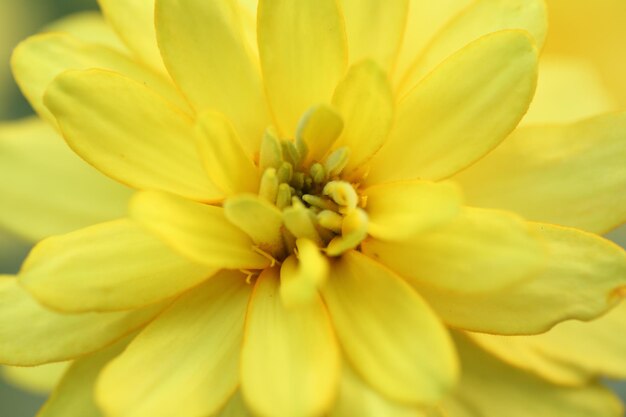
left=324, top=147, right=350, bottom=178
left=276, top=183, right=292, bottom=209
left=317, top=210, right=343, bottom=233
left=259, top=168, right=279, bottom=202
left=277, top=162, right=293, bottom=183
left=326, top=208, right=369, bottom=256
left=310, top=163, right=326, bottom=184
left=259, top=128, right=283, bottom=171
left=252, top=245, right=280, bottom=267
left=323, top=181, right=358, bottom=209
left=302, top=194, right=339, bottom=211
left=282, top=141, right=302, bottom=167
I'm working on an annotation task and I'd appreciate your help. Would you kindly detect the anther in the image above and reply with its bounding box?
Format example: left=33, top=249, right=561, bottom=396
left=276, top=183, right=292, bottom=209
left=324, top=147, right=350, bottom=178
left=323, top=181, right=358, bottom=209
left=310, top=163, right=326, bottom=184
left=259, top=127, right=283, bottom=171
left=277, top=162, right=293, bottom=183
left=302, top=195, right=339, bottom=211
left=259, top=168, right=279, bottom=202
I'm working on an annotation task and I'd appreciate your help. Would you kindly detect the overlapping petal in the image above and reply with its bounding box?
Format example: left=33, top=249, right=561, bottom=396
left=0, top=276, right=164, bottom=366
left=258, top=0, right=347, bottom=135
left=367, top=30, right=538, bottom=184
left=12, top=33, right=186, bottom=129
left=442, top=334, right=623, bottom=417
left=131, top=191, right=269, bottom=269
left=0, top=118, right=131, bottom=241
left=241, top=268, right=339, bottom=417
left=97, top=271, right=250, bottom=417
left=44, top=69, right=222, bottom=202
left=20, top=219, right=215, bottom=313
left=454, top=113, right=626, bottom=234
left=362, top=207, right=543, bottom=293
left=414, top=223, right=626, bottom=334
left=322, top=251, right=457, bottom=405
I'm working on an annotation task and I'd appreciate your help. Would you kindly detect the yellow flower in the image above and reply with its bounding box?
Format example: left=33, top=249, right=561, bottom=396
left=1, top=1, right=626, bottom=416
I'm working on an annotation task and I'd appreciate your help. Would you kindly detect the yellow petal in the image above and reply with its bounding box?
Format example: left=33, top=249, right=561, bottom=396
left=340, top=0, right=409, bottom=71
left=98, top=0, right=166, bottom=72
left=454, top=113, right=626, bottom=234
left=329, top=364, right=429, bottom=417
left=0, top=276, right=164, bottom=366
left=0, top=118, right=131, bottom=241
left=472, top=300, right=626, bottom=386
left=44, top=69, right=222, bottom=202
left=297, top=105, right=344, bottom=164
left=393, top=0, right=471, bottom=83
left=331, top=60, right=394, bottom=175
left=399, top=0, right=547, bottom=94
left=20, top=219, right=215, bottom=313
left=38, top=337, right=129, bottom=417
left=156, top=0, right=269, bottom=153
left=131, top=191, right=269, bottom=269
left=2, top=362, right=69, bottom=394
left=224, top=194, right=284, bottom=258
left=195, top=111, right=259, bottom=195
left=367, top=30, right=538, bottom=184
left=364, top=180, right=462, bottom=241
left=258, top=0, right=347, bottom=135
left=241, top=268, right=340, bottom=417
left=466, top=332, right=589, bottom=386
left=214, top=391, right=254, bottom=417
left=279, top=239, right=329, bottom=308
left=44, top=11, right=126, bottom=52
left=522, top=56, right=616, bottom=126
left=97, top=271, right=250, bottom=417
left=12, top=33, right=186, bottom=130
left=362, top=207, right=543, bottom=293
left=322, top=251, right=457, bottom=405
left=415, top=222, right=626, bottom=335
left=441, top=333, right=623, bottom=417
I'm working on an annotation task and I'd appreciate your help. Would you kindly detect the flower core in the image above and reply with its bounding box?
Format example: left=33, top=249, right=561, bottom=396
left=251, top=120, right=368, bottom=263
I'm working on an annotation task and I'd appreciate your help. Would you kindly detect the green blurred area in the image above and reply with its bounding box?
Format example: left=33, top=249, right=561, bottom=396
left=0, top=1, right=626, bottom=416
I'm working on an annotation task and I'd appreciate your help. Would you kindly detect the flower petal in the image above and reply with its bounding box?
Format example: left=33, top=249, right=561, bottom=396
left=399, top=0, right=547, bottom=94
left=241, top=268, right=340, bottom=417
left=44, top=11, right=126, bottom=51
left=98, top=0, right=166, bottom=72
left=97, top=271, right=250, bottom=417
left=258, top=0, right=348, bottom=135
left=195, top=111, right=259, bottom=195
left=44, top=69, right=222, bottom=202
left=442, top=333, right=623, bottom=417
left=393, top=0, right=471, bottom=82
left=297, top=105, right=344, bottom=164
left=0, top=118, right=131, bottom=241
left=331, top=60, right=394, bottom=175
left=414, top=222, right=626, bottom=335
left=522, top=56, right=616, bottom=126
left=38, top=337, right=129, bottom=417
left=471, top=300, right=626, bottom=385
left=12, top=33, right=186, bottom=129
left=321, top=251, right=457, bottom=405
left=0, top=276, right=164, bottom=366
left=340, top=0, right=409, bottom=71
left=363, top=207, right=543, bottom=293
left=131, top=191, right=269, bottom=269
left=20, top=219, right=215, bottom=313
left=156, top=0, right=269, bottom=153
left=1, top=362, right=68, bottom=394
left=215, top=391, right=254, bottom=417
left=367, top=30, right=538, bottom=184
left=454, top=113, right=626, bottom=234
left=279, top=239, right=329, bottom=308
left=329, top=364, right=429, bottom=417
left=364, top=180, right=462, bottom=241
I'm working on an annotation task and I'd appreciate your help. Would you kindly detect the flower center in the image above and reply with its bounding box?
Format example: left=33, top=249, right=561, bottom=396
left=255, top=127, right=368, bottom=261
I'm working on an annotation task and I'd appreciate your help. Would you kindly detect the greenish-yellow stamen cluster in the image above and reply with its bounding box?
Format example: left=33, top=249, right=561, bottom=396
left=256, top=128, right=368, bottom=260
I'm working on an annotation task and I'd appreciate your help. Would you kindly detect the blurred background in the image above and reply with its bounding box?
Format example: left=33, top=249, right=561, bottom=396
left=1, top=0, right=626, bottom=415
